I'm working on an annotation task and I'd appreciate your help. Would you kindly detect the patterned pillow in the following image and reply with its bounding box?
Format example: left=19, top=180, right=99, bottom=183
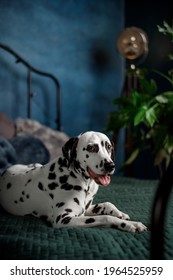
left=9, top=135, right=50, bottom=165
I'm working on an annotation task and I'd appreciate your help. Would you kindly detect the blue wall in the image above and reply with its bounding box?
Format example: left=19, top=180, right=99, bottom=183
left=0, top=0, right=125, bottom=168
left=0, top=0, right=124, bottom=134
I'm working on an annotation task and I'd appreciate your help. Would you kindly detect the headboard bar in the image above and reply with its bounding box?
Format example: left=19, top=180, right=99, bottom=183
left=0, top=43, right=61, bottom=131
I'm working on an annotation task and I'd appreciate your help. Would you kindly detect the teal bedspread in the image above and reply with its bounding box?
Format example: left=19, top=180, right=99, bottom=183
left=0, top=176, right=172, bottom=260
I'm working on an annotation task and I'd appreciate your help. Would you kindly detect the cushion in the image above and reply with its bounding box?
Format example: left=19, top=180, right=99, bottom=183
left=9, top=135, right=50, bottom=165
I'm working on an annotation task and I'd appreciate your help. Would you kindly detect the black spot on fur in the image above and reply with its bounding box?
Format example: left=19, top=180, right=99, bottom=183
left=38, top=182, right=44, bottom=191
left=48, top=172, right=56, bottom=180
left=48, top=182, right=59, bottom=190
left=74, top=160, right=85, bottom=172
left=101, top=207, right=105, bottom=215
left=59, top=175, right=68, bottom=184
left=85, top=218, right=95, bottom=224
left=85, top=200, right=92, bottom=210
left=22, top=191, right=25, bottom=195
left=101, top=141, right=104, bottom=147
left=86, top=144, right=99, bottom=153
left=25, top=179, right=32, bottom=186
left=49, top=193, right=54, bottom=199
left=56, top=202, right=65, bottom=208
left=82, top=172, right=90, bottom=180
left=56, top=215, right=61, bottom=223
left=14, top=200, right=18, bottom=204
left=6, top=183, right=12, bottom=189
left=121, top=222, right=126, bottom=228
left=61, top=216, right=72, bottom=224
left=86, top=154, right=89, bottom=158
left=62, top=213, right=68, bottom=218
left=62, top=158, right=68, bottom=167
left=26, top=194, right=30, bottom=199
left=59, top=167, right=64, bottom=172
left=20, top=197, right=24, bottom=202
left=73, top=185, right=82, bottom=191
left=65, top=208, right=72, bottom=212
left=33, top=211, right=38, bottom=216
left=85, top=186, right=90, bottom=195
left=49, top=163, right=55, bottom=172
left=92, top=204, right=102, bottom=214
left=58, top=157, right=63, bottom=165
left=70, top=171, right=77, bottom=178
left=58, top=157, right=68, bottom=168
left=61, top=183, right=73, bottom=191
left=74, top=197, right=80, bottom=205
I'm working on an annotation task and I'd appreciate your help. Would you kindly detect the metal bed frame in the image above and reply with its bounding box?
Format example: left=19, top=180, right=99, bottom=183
left=0, top=43, right=61, bottom=130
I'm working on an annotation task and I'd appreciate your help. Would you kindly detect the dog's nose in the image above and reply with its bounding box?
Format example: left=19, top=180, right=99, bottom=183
left=104, top=162, right=115, bottom=173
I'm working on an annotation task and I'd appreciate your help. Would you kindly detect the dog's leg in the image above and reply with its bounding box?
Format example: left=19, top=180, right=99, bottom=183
left=85, top=202, right=130, bottom=220
left=54, top=214, right=147, bottom=232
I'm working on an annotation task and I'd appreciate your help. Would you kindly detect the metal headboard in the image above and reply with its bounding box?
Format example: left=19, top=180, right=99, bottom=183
left=0, top=43, right=61, bottom=131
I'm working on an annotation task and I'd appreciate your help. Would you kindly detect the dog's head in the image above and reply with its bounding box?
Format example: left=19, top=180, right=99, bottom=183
left=62, top=131, right=115, bottom=186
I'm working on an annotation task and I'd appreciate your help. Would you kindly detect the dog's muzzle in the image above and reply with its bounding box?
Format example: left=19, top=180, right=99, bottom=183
left=87, top=162, right=115, bottom=186
left=104, top=162, right=115, bottom=173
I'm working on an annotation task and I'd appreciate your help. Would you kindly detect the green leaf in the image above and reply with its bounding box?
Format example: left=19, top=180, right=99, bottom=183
left=155, top=95, right=168, bottom=103
left=158, top=21, right=173, bottom=41
left=146, top=105, right=158, bottom=127
left=163, top=91, right=173, bottom=98
left=123, top=148, right=139, bottom=166
left=131, top=90, right=140, bottom=106
left=168, top=54, right=173, bottom=60
left=134, top=105, right=147, bottom=126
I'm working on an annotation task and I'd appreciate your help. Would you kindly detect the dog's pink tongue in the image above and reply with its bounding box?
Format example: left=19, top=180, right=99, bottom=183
left=87, top=168, right=110, bottom=186
left=97, top=174, right=110, bottom=186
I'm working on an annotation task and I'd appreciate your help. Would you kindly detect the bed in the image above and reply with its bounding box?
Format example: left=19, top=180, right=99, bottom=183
left=0, top=44, right=173, bottom=260
left=0, top=175, right=173, bottom=260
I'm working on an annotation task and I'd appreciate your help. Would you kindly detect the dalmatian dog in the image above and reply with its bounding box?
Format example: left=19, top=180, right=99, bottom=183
left=0, top=131, right=147, bottom=232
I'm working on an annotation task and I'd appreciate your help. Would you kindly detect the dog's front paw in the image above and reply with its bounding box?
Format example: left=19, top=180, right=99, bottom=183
left=121, top=221, right=148, bottom=233
left=117, top=211, right=130, bottom=220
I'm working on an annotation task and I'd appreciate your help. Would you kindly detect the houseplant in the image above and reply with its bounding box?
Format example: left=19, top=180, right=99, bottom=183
left=106, top=21, right=173, bottom=177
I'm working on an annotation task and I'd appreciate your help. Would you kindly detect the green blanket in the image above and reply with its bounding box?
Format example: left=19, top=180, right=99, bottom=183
left=0, top=176, right=172, bottom=259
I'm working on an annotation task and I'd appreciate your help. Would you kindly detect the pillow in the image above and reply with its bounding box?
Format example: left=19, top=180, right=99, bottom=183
left=0, top=136, right=17, bottom=175
left=0, top=112, right=15, bottom=139
left=9, top=135, right=50, bottom=165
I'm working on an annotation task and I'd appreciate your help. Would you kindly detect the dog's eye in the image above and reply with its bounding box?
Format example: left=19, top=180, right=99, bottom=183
left=86, top=144, right=99, bottom=153
left=105, top=142, right=112, bottom=153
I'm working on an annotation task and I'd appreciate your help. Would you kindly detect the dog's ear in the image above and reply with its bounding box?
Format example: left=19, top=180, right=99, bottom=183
left=110, top=140, right=115, bottom=162
left=62, top=137, right=79, bottom=165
